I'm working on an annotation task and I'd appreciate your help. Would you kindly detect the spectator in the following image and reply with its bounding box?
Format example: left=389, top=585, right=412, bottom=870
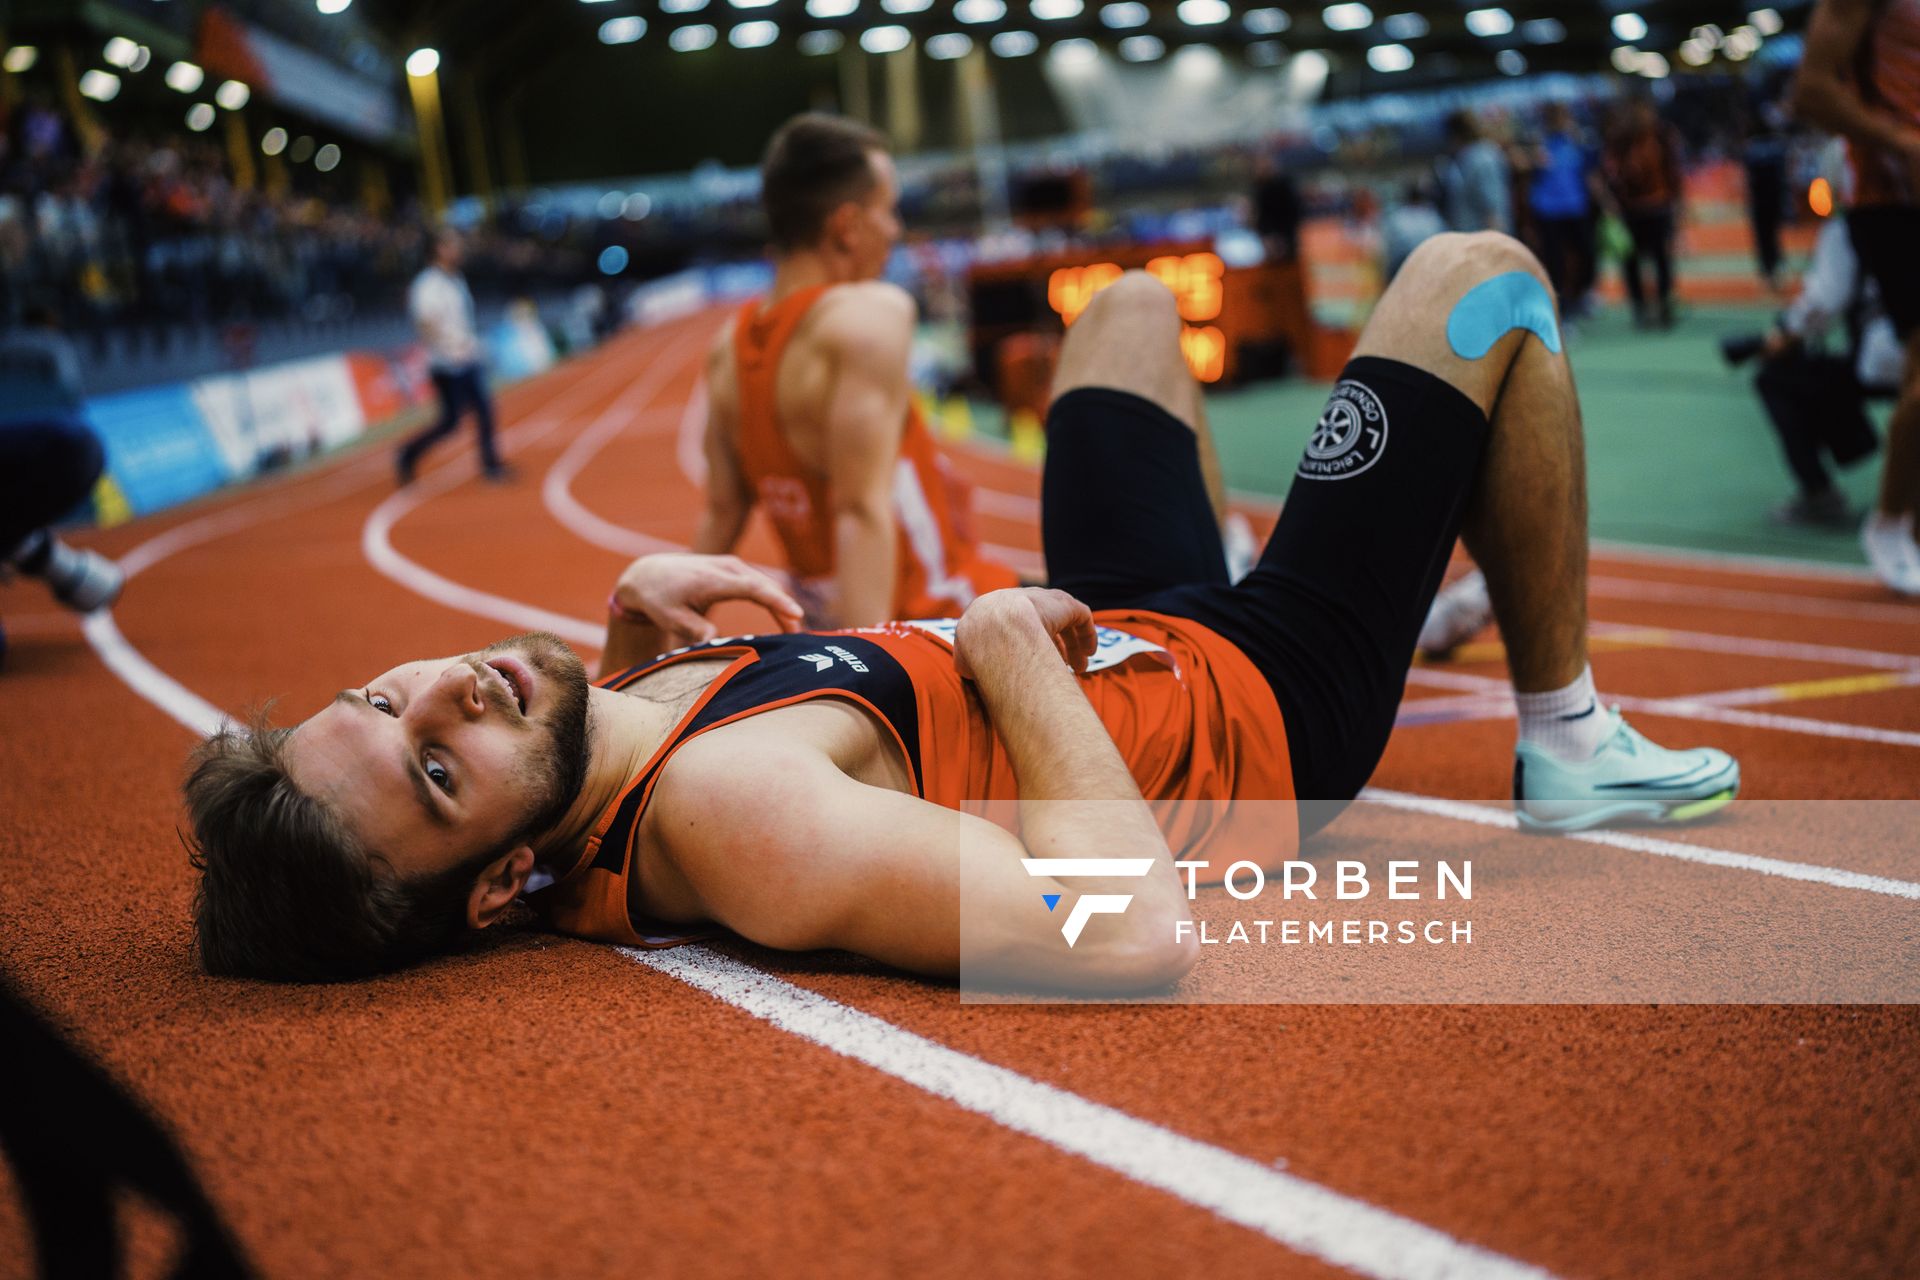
left=1251, top=151, right=1303, bottom=262
left=1727, top=211, right=1900, bottom=526
left=1438, top=109, right=1513, bottom=235
left=396, top=230, right=504, bottom=484
left=1528, top=103, right=1601, bottom=319
left=0, top=306, right=124, bottom=667
left=1791, top=0, right=1920, bottom=595
left=1742, top=99, right=1792, bottom=293
left=1603, top=97, right=1686, bottom=329
left=1380, top=179, right=1448, bottom=281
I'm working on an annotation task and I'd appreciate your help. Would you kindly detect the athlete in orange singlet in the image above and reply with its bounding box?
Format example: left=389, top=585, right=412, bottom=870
left=1794, top=0, right=1920, bottom=593
left=693, top=114, right=1018, bottom=627
left=184, top=234, right=1740, bottom=990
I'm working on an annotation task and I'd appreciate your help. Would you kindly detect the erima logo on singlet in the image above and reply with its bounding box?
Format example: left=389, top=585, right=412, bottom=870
left=797, top=645, right=868, bottom=674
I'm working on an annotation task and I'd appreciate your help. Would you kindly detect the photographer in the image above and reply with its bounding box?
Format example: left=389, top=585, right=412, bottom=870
left=1724, top=207, right=1902, bottom=528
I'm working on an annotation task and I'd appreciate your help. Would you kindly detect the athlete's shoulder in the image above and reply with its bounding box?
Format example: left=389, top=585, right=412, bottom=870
left=813, top=280, right=917, bottom=342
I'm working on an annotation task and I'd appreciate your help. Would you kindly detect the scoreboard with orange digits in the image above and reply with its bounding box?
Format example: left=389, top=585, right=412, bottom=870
left=967, top=241, right=1311, bottom=395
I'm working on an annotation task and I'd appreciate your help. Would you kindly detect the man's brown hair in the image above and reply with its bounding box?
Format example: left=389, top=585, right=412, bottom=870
left=182, top=711, right=495, bottom=982
left=760, top=112, right=888, bottom=252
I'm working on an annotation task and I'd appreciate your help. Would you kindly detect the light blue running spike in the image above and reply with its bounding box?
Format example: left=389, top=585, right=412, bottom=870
left=1445, top=270, right=1562, bottom=359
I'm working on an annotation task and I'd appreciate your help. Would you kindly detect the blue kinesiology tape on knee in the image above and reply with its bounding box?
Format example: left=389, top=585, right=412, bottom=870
left=1445, top=271, right=1563, bottom=360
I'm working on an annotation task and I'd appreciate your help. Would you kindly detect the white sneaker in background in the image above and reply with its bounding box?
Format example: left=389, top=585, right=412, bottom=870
left=1417, top=569, right=1494, bottom=659
left=1860, top=511, right=1920, bottom=597
left=1223, top=512, right=1259, bottom=583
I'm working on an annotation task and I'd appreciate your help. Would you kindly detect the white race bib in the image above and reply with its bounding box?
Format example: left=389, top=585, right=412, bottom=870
left=898, top=618, right=1172, bottom=674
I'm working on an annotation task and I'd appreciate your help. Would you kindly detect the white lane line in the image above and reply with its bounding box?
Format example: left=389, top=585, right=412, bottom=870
left=1401, top=668, right=1920, bottom=749
left=542, top=328, right=706, bottom=559
left=82, top=456, right=403, bottom=737
left=972, top=488, right=1041, bottom=520
left=1588, top=621, right=1920, bottom=673
left=1589, top=538, right=1878, bottom=584
left=979, top=540, right=1047, bottom=578
left=627, top=945, right=1561, bottom=1280
left=1589, top=575, right=1920, bottom=627
left=1359, top=788, right=1920, bottom=900
left=82, top=610, right=227, bottom=737
left=677, top=370, right=709, bottom=488
left=364, top=415, right=604, bottom=647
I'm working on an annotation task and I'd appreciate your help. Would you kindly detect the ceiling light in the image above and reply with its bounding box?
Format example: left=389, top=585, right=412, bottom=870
left=405, top=48, right=440, bottom=76
left=1051, top=36, right=1098, bottom=64
left=926, top=31, right=973, bottom=57
left=1118, top=33, right=1163, bottom=59
left=884, top=0, right=933, bottom=11
left=1611, top=13, right=1647, bottom=42
left=1496, top=47, right=1526, bottom=74
left=1366, top=41, right=1411, bottom=70
left=1101, top=1, right=1148, bottom=26
left=79, top=69, right=121, bottom=101
left=1749, top=8, right=1782, bottom=36
left=991, top=29, right=1039, bottom=54
left=1520, top=17, right=1563, bottom=43
left=104, top=37, right=140, bottom=67
left=2, top=46, right=38, bottom=73
left=799, top=28, right=846, bottom=51
left=663, top=0, right=710, bottom=12
left=669, top=24, right=717, bottom=49
left=1464, top=8, right=1511, bottom=37
left=1382, top=12, right=1426, bottom=39
left=261, top=127, right=288, bottom=155
left=1244, top=7, right=1289, bottom=33
left=165, top=60, right=204, bottom=92
left=1637, top=50, right=1669, bottom=77
left=1610, top=45, right=1642, bottom=72
left=1179, top=0, right=1230, bottom=24
left=807, top=0, right=856, bottom=14
left=731, top=19, right=779, bottom=44
left=956, top=0, right=1007, bottom=22
left=1678, top=38, right=1711, bottom=65
left=1322, top=4, right=1372, bottom=32
left=1033, top=0, right=1084, bottom=18
left=732, top=0, right=777, bottom=8
left=316, top=0, right=352, bottom=13
left=185, top=102, right=216, bottom=131
left=315, top=143, right=342, bottom=170
left=600, top=15, right=646, bottom=41
left=861, top=23, right=911, bottom=50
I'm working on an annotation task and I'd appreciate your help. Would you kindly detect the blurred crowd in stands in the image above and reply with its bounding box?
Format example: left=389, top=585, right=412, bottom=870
left=0, top=95, right=590, bottom=343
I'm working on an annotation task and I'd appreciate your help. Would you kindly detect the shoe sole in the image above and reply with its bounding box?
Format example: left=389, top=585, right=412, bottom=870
left=1515, top=781, right=1740, bottom=833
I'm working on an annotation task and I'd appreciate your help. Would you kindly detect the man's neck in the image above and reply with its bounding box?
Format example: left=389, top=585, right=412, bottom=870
left=528, top=686, right=679, bottom=873
left=769, top=248, right=860, bottom=303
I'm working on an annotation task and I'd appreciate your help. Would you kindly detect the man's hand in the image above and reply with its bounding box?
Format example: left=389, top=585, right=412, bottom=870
left=612, top=553, right=803, bottom=647
left=952, top=587, right=1097, bottom=681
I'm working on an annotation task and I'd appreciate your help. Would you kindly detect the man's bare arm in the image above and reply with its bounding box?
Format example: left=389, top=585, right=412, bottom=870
left=693, top=325, right=754, bottom=556
left=599, top=553, right=803, bottom=678
left=652, top=735, right=1198, bottom=990
left=1793, top=0, right=1920, bottom=162
left=953, top=589, right=1190, bottom=921
left=820, top=286, right=916, bottom=627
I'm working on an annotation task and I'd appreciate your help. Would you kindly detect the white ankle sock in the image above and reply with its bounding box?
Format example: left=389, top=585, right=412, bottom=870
left=1515, top=665, right=1610, bottom=761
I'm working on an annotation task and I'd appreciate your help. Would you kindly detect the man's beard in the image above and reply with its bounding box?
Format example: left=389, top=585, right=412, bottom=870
left=483, top=632, right=593, bottom=845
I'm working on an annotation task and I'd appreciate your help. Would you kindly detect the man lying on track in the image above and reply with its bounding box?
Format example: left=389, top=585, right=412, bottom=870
left=184, top=233, right=1740, bottom=988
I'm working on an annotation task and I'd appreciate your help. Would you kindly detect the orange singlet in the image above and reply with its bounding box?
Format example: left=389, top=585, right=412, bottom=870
left=731, top=285, right=1020, bottom=620
left=1854, top=0, right=1920, bottom=206
left=526, top=613, right=1294, bottom=946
